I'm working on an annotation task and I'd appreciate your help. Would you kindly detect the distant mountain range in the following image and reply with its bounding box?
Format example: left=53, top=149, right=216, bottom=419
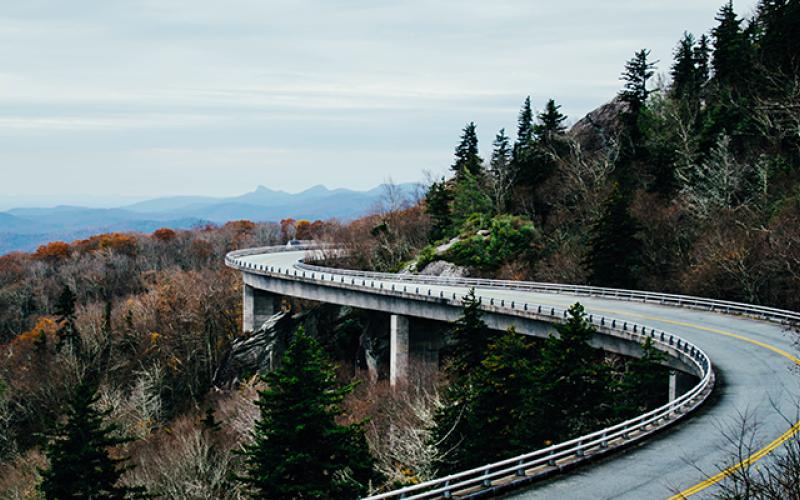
left=0, top=183, right=419, bottom=255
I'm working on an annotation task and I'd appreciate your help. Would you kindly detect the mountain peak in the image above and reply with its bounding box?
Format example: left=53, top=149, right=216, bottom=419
left=300, top=184, right=330, bottom=194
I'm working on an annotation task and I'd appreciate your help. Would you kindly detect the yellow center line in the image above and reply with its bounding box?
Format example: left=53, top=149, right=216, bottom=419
left=565, top=303, right=800, bottom=499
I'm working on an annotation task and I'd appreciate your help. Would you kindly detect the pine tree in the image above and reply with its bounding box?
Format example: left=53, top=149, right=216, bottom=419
left=55, top=285, right=81, bottom=354
left=238, top=327, right=378, bottom=499
left=584, top=184, right=642, bottom=289
left=446, top=289, right=497, bottom=380
left=451, top=122, right=483, bottom=178
left=511, top=96, right=536, bottom=183
left=432, top=328, right=539, bottom=473
left=535, top=303, right=612, bottom=439
left=712, top=1, right=751, bottom=90
left=490, top=128, right=511, bottom=178
left=425, top=178, right=453, bottom=242
left=694, top=34, right=712, bottom=87
left=516, top=96, right=535, bottom=145
left=534, top=98, right=567, bottom=142
left=618, top=49, right=657, bottom=174
left=756, top=0, right=800, bottom=77
left=489, top=128, right=513, bottom=213
left=671, top=32, right=699, bottom=100
left=40, top=378, right=143, bottom=499
left=620, top=49, right=657, bottom=118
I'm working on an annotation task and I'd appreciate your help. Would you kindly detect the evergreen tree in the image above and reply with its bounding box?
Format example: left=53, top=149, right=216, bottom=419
left=491, top=128, right=511, bottom=171
left=618, top=49, right=657, bottom=175
left=55, top=285, right=81, bottom=354
left=712, top=1, right=751, bottom=90
left=451, top=122, right=483, bottom=178
left=489, top=128, right=513, bottom=213
left=40, top=378, right=142, bottom=499
left=535, top=303, right=612, bottom=439
left=425, top=179, right=453, bottom=242
left=451, top=170, right=493, bottom=229
left=432, top=328, right=538, bottom=473
left=534, top=98, right=567, bottom=141
left=694, top=34, right=712, bottom=87
left=584, top=183, right=642, bottom=289
left=620, top=49, right=657, bottom=118
left=515, top=95, right=535, bottom=146
left=756, top=0, right=800, bottom=77
left=671, top=32, right=699, bottom=100
left=446, top=289, right=497, bottom=380
left=510, top=96, right=560, bottom=197
left=511, top=96, right=536, bottom=184
left=238, top=327, right=378, bottom=499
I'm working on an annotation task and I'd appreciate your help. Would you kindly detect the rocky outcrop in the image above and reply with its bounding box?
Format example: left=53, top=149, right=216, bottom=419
left=418, top=260, right=468, bottom=277
left=569, top=97, right=627, bottom=154
left=214, top=311, right=295, bottom=386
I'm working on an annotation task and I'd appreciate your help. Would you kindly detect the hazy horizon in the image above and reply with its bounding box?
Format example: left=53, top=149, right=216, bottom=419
left=1, top=0, right=758, bottom=202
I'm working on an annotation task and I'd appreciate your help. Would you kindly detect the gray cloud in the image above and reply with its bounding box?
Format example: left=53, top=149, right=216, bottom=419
left=0, top=0, right=757, bottom=203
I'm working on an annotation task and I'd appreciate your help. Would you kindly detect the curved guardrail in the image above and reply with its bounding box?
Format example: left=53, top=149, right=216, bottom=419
left=224, top=245, right=723, bottom=498
left=292, top=253, right=800, bottom=326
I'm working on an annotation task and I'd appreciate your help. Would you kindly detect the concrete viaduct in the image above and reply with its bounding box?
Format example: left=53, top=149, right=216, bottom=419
left=227, top=244, right=800, bottom=499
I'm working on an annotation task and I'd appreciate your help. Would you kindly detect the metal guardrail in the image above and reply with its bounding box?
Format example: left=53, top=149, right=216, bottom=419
left=224, top=245, right=723, bottom=498
left=292, top=253, right=800, bottom=326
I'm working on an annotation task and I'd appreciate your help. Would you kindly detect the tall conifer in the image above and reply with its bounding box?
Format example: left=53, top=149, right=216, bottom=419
left=40, top=378, right=142, bottom=499
left=584, top=184, right=642, bottom=288
left=452, top=122, right=483, bottom=178
left=238, top=328, right=378, bottom=499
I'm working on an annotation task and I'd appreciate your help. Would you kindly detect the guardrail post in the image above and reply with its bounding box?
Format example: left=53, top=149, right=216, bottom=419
left=547, top=451, right=556, bottom=466
left=516, top=458, right=526, bottom=476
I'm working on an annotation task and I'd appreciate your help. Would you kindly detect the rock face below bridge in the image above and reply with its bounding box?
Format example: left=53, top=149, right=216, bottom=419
left=215, top=305, right=392, bottom=386
left=214, top=310, right=294, bottom=386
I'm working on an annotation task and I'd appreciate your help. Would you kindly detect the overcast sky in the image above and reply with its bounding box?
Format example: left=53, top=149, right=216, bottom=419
left=0, top=0, right=758, bottom=207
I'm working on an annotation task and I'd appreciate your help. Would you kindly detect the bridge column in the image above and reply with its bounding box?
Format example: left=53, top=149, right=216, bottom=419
left=243, top=283, right=278, bottom=332
left=668, top=370, right=697, bottom=403
left=390, top=314, right=410, bottom=388
left=668, top=371, right=677, bottom=402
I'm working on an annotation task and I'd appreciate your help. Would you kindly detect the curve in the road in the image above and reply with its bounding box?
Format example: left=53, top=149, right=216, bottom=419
left=226, top=245, right=800, bottom=499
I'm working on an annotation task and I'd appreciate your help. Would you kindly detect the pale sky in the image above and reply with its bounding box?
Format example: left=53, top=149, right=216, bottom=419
left=0, top=0, right=758, bottom=206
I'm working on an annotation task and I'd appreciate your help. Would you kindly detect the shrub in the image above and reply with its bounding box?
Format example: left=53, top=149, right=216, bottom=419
left=443, top=215, right=538, bottom=271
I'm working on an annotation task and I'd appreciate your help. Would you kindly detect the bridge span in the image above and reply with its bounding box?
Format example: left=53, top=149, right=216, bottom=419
left=226, top=245, right=800, bottom=499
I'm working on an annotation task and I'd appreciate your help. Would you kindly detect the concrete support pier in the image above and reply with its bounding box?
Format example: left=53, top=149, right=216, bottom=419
left=390, top=314, right=410, bottom=388
left=668, top=370, right=697, bottom=402
left=243, top=283, right=278, bottom=332
left=668, top=371, right=677, bottom=402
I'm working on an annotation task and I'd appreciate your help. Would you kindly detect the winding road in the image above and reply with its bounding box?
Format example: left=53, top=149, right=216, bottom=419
left=227, top=246, right=800, bottom=499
